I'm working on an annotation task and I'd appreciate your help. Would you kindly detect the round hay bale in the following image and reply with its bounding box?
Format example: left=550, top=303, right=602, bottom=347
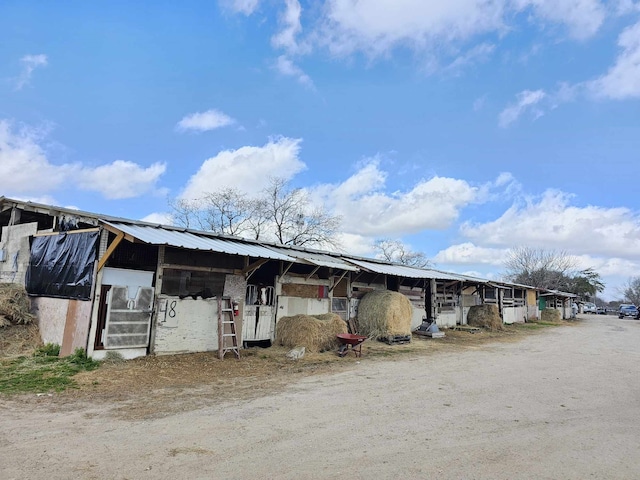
left=467, top=304, right=503, bottom=330
left=275, top=313, right=347, bottom=352
left=357, top=290, right=413, bottom=339
left=541, top=308, right=562, bottom=323
left=0, top=283, right=35, bottom=326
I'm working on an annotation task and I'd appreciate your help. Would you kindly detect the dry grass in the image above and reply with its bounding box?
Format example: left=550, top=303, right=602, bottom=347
left=0, top=283, right=35, bottom=326
left=1, top=319, right=580, bottom=420
left=275, top=313, right=347, bottom=352
left=357, top=290, right=413, bottom=338
left=0, top=323, right=43, bottom=358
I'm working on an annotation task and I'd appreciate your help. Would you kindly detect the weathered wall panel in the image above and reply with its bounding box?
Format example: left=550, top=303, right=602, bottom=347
left=32, top=297, right=69, bottom=346
left=0, top=222, right=37, bottom=285
left=154, top=297, right=219, bottom=354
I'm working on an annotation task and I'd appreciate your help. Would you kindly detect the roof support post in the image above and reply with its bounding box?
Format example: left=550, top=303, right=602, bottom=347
left=97, top=231, right=124, bottom=272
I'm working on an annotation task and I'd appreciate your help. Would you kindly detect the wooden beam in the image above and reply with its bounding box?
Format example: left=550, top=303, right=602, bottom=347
left=328, top=270, right=348, bottom=293
left=305, top=265, right=320, bottom=281
left=162, top=263, right=237, bottom=274
left=97, top=231, right=124, bottom=272
left=101, top=223, right=136, bottom=243
left=33, top=228, right=100, bottom=237
left=241, top=258, right=269, bottom=277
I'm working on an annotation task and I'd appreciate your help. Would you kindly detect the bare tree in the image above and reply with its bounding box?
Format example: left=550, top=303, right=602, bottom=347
left=622, top=277, right=640, bottom=305
left=504, top=246, right=578, bottom=290
left=262, top=177, right=341, bottom=248
left=167, top=178, right=342, bottom=249
left=374, top=239, right=432, bottom=268
left=168, top=198, right=200, bottom=229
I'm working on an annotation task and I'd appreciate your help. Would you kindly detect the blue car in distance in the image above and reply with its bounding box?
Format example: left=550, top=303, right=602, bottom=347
left=618, top=304, right=639, bottom=319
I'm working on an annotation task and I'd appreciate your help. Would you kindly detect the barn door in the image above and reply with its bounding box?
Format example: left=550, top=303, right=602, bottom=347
left=103, top=285, right=154, bottom=349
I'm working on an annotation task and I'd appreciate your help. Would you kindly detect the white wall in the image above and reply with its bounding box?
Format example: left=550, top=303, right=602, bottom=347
left=437, top=310, right=457, bottom=328
left=154, top=296, right=219, bottom=355
left=503, top=307, right=527, bottom=324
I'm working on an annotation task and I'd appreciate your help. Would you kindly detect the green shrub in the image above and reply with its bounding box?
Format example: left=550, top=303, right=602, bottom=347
left=34, top=343, right=60, bottom=357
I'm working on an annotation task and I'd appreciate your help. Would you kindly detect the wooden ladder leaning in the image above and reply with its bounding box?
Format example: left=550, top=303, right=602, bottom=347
left=218, top=297, right=240, bottom=360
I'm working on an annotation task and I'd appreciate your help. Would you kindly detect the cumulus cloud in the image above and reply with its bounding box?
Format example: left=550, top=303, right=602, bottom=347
left=0, top=120, right=71, bottom=193
left=498, top=89, right=547, bottom=127
left=461, top=189, right=640, bottom=259
left=313, top=160, right=481, bottom=236
left=15, top=54, right=48, bottom=90
left=176, top=109, right=236, bottom=132
left=77, top=160, right=166, bottom=200
left=588, top=20, right=640, bottom=99
left=0, top=119, right=165, bottom=200
left=433, top=242, right=508, bottom=266
left=180, top=137, right=306, bottom=200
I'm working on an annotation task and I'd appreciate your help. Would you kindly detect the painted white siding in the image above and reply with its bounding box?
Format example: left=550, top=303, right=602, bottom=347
left=154, top=296, right=218, bottom=354
left=437, top=311, right=457, bottom=328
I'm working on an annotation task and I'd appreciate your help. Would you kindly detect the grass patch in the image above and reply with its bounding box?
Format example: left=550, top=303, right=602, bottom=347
left=0, top=347, right=100, bottom=395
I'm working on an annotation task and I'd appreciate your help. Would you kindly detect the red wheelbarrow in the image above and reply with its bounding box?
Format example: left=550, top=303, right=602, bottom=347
left=336, top=333, right=367, bottom=357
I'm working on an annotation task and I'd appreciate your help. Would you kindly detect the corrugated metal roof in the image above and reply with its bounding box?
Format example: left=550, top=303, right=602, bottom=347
left=104, top=222, right=296, bottom=261
left=265, top=246, right=359, bottom=271
left=344, top=258, right=465, bottom=280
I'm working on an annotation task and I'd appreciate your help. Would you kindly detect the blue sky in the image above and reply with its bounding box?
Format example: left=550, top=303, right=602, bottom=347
left=1, top=0, right=639, bottom=300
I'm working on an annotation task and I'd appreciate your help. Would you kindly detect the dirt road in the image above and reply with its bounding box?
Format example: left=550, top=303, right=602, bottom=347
left=2, top=315, right=639, bottom=479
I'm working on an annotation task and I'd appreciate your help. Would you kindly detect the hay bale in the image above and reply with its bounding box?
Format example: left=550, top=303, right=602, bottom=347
left=275, top=313, right=347, bottom=352
left=541, top=308, right=562, bottom=323
left=357, top=290, right=413, bottom=339
left=467, top=304, right=503, bottom=330
left=0, top=283, right=35, bottom=326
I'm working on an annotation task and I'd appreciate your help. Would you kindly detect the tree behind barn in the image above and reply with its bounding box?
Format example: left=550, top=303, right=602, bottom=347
left=504, top=246, right=604, bottom=298
left=169, top=178, right=341, bottom=249
left=374, top=239, right=432, bottom=268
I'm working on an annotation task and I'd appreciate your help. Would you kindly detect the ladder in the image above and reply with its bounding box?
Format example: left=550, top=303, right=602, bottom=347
left=218, top=297, right=240, bottom=360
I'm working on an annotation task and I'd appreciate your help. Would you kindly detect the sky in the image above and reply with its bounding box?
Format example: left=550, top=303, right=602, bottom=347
left=1, top=0, right=639, bottom=301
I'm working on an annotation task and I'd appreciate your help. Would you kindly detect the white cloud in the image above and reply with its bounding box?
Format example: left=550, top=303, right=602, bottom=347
left=220, top=0, right=261, bottom=15
left=77, top=160, right=166, bottom=200
left=141, top=212, right=174, bottom=225
left=0, top=119, right=165, bottom=200
left=274, top=55, right=314, bottom=88
left=498, top=89, right=547, bottom=127
left=461, top=189, right=640, bottom=259
left=176, top=109, right=236, bottom=132
left=513, top=0, right=606, bottom=40
left=315, top=0, right=605, bottom=58
left=0, top=120, right=70, bottom=193
left=15, top=54, right=48, bottom=90
left=272, top=0, right=305, bottom=54
left=433, top=242, right=508, bottom=266
left=588, top=20, right=640, bottom=99
left=180, top=137, right=306, bottom=200
left=314, top=160, right=480, bottom=236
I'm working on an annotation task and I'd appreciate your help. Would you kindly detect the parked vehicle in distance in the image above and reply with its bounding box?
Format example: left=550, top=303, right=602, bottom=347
left=582, top=302, right=597, bottom=314
left=618, top=304, right=639, bottom=319
left=596, top=306, right=607, bottom=315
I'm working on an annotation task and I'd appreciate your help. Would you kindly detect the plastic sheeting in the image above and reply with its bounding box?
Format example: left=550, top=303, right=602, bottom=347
left=26, top=231, right=98, bottom=300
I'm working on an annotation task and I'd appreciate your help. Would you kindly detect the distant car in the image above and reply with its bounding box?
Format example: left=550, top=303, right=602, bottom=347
left=583, top=302, right=597, bottom=314
left=618, top=304, right=639, bottom=319
left=596, top=306, right=607, bottom=315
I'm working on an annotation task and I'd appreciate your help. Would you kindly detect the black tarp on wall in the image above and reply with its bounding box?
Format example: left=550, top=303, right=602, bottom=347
left=26, top=231, right=99, bottom=300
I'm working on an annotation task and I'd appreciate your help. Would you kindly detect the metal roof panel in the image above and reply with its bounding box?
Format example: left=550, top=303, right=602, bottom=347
left=104, top=222, right=296, bottom=261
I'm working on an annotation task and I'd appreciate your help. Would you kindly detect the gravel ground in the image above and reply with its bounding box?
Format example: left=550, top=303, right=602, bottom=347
left=1, top=314, right=639, bottom=480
